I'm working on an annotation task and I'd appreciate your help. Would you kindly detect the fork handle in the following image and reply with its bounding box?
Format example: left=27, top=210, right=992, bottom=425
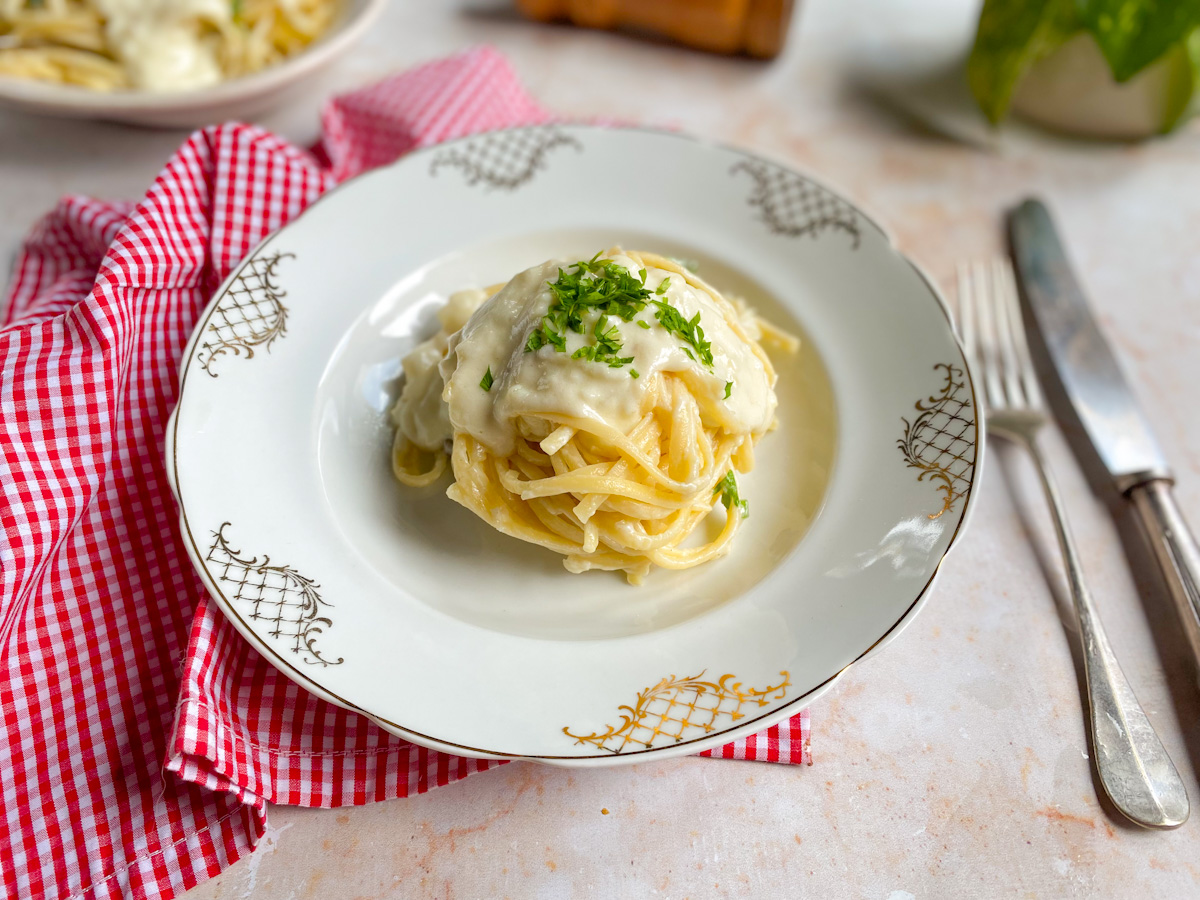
left=1024, top=437, right=1189, bottom=828
left=1128, top=479, right=1200, bottom=679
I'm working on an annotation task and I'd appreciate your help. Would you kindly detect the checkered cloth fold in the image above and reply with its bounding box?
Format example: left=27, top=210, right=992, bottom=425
left=0, top=46, right=810, bottom=900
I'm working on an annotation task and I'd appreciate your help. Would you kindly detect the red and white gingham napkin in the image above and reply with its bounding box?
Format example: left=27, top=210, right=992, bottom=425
left=0, top=46, right=811, bottom=900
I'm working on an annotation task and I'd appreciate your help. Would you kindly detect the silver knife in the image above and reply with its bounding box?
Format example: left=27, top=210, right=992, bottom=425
left=1009, top=198, right=1200, bottom=675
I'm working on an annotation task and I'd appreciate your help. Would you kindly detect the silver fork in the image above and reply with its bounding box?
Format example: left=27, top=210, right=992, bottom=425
left=958, top=259, right=1189, bottom=829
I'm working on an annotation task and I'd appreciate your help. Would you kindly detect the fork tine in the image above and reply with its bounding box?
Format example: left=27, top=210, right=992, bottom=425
left=997, top=258, right=1044, bottom=409
left=971, top=260, right=1007, bottom=411
left=991, top=259, right=1027, bottom=408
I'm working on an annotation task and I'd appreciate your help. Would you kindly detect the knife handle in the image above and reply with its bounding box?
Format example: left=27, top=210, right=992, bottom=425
left=1129, top=479, right=1200, bottom=672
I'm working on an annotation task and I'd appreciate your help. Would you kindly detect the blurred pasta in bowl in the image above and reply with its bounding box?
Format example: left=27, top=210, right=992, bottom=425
left=0, top=0, right=385, bottom=125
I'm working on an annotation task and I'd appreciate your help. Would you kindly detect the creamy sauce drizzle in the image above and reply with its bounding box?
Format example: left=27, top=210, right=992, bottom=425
left=94, top=0, right=229, bottom=90
left=391, top=288, right=486, bottom=451
left=401, top=255, right=776, bottom=458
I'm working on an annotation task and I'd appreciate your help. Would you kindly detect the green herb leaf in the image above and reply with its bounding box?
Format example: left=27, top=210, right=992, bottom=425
left=480, top=367, right=494, bottom=391
left=637, top=320, right=651, bottom=329
left=724, top=381, right=733, bottom=399
left=652, top=298, right=714, bottom=369
left=594, top=314, right=621, bottom=351
left=714, top=470, right=749, bottom=519
left=630, top=369, right=640, bottom=379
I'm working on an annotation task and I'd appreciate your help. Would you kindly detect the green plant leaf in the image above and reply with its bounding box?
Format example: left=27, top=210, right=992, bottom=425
left=1158, top=29, right=1200, bottom=129
left=969, top=0, right=1200, bottom=128
left=967, top=0, right=1081, bottom=124
left=1080, top=0, right=1200, bottom=82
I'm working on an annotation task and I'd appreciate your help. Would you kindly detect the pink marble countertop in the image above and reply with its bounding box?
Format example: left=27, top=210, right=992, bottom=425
left=4, top=1, right=1200, bottom=896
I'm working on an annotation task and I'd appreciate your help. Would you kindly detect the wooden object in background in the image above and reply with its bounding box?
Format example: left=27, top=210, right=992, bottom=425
left=514, top=0, right=795, bottom=58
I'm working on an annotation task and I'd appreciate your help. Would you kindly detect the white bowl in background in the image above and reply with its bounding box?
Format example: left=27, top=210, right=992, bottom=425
left=0, top=0, right=386, bottom=128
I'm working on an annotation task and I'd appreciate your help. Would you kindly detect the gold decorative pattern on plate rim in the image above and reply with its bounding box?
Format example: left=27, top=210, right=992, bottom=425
left=730, top=159, right=860, bottom=247
left=429, top=126, right=583, bottom=191
left=197, top=250, right=293, bottom=377
left=898, top=362, right=976, bottom=519
left=205, top=522, right=343, bottom=666
left=564, top=670, right=791, bottom=754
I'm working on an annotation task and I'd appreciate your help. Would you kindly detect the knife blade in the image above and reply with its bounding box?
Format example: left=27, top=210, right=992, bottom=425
left=1008, top=199, right=1169, bottom=488
left=1009, top=197, right=1200, bottom=676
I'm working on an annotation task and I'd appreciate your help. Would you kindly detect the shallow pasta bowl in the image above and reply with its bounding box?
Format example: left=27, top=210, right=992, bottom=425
left=0, top=0, right=384, bottom=128
left=166, top=125, right=982, bottom=765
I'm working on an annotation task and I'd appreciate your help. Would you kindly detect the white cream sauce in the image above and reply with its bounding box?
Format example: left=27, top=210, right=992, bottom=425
left=94, top=0, right=229, bottom=91
left=391, top=288, right=488, bottom=451
left=434, top=255, right=777, bottom=458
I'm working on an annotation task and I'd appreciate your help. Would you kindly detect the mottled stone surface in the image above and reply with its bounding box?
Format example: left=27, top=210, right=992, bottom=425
left=5, top=1, right=1200, bottom=897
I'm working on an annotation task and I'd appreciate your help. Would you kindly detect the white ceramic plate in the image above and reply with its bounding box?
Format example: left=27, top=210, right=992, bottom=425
left=167, top=125, right=982, bottom=766
left=0, top=0, right=384, bottom=128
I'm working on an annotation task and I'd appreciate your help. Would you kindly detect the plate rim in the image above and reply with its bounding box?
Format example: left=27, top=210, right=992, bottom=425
left=166, top=123, right=985, bottom=764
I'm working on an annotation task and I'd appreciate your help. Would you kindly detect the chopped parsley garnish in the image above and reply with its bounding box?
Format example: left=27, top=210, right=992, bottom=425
left=724, top=381, right=733, bottom=399
left=524, top=255, right=714, bottom=375
left=652, top=294, right=713, bottom=370
left=524, top=324, right=564, bottom=353
left=714, top=470, right=749, bottom=519
left=525, top=253, right=653, bottom=362
left=571, top=314, right=634, bottom=367
left=630, top=369, right=640, bottom=379
left=480, top=367, right=494, bottom=391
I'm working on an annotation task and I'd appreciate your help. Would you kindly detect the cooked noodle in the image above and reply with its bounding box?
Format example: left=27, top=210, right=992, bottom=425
left=391, top=250, right=798, bottom=584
